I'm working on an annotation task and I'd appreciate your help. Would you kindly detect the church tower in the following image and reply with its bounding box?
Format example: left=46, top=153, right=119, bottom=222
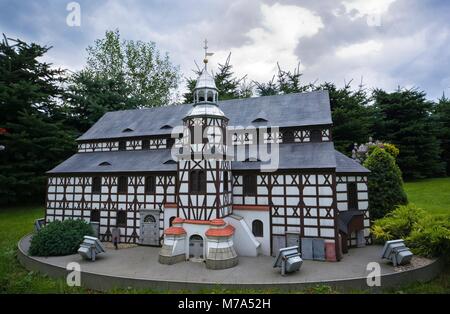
left=159, top=41, right=238, bottom=269
left=177, top=40, right=232, bottom=220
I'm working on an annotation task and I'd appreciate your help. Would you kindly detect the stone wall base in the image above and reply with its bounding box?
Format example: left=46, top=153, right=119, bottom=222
left=206, top=256, right=239, bottom=270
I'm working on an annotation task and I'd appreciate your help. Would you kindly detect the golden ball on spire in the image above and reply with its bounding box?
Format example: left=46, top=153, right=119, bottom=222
left=203, top=58, right=208, bottom=64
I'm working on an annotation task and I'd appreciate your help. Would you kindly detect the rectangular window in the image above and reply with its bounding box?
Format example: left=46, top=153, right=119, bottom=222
left=117, top=210, right=127, bottom=227
left=118, top=176, right=127, bottom=194
left=243, top=174, right=257, bottom=196
left=90, top=209, right=100, bottom=222
left=92, top=176, right=102, bottom=194
left=190, top=170, right=206, bottom=193
left=145, top=175, right=156, bottom=194
left=347, top=182, right=358, bottom=210
left=142, top=139, right=150, bottom=150
left=283, top=129, right=295, bottom=143
left=310, top=129, right=322, bottom=142
left=166, top=137, right=175, bottom=149
left=118, top=140, right=127, bottom=151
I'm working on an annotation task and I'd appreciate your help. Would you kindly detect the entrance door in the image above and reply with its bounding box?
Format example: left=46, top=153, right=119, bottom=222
left=286, top=233, right=300, bottom=248
left=189, top=235, right=204, bottom=260
left=140, top=212, right=159, bottom=246
left=272, top=235, right=285, bottom=256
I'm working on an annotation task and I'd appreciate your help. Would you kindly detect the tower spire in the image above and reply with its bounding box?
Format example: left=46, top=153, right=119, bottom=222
left=203, top=38, right=213, bottom=69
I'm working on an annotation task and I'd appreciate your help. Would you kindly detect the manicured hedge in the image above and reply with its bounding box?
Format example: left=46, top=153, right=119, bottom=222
left=29, top=219, right=94, bottom=256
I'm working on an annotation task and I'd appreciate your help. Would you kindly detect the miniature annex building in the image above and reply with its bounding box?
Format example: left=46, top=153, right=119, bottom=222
left=45, top=55, right=371, bottom=269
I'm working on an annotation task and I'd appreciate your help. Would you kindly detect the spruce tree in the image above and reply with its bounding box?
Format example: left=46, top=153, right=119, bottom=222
left=435, top=94, right=450, bottom=175
left=0, top=36, right=76, bottom=205
left=372, top=88, right=445, bottom=179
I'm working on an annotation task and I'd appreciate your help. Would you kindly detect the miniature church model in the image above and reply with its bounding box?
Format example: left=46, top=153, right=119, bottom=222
left=45, top=42, right=371, bottom=269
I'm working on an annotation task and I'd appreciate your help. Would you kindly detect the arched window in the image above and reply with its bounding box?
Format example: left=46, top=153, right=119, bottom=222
left=207, top=91, right=213, bottom=102
left=252, top=220, right=263, bottom=237
left=198, top=90, right=205, bottom=102
left=169, top=216, right=176, bottom=227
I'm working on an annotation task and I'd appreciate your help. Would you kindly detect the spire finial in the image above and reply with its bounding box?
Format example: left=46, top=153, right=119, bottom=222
left=203, top=39, right=214, bottom=68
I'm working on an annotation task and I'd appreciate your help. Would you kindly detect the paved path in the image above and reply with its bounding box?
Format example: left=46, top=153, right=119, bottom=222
left=18, top=235, right=440, bottom=291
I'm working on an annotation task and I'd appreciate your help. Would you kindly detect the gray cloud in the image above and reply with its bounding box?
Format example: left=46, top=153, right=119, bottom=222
left=0, top=0, right=448, bottom=100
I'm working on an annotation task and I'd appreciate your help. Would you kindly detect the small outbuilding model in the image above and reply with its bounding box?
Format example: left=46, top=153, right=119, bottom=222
left=44, top=42, right=371, bottom=269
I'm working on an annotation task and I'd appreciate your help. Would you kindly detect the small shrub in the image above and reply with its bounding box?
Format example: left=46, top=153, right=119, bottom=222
left=371, top=205, right=425, bottom=244
left=407, top=215, right=450, bottom=258
left=29, top=219, right=94, bottom=256
left=364, top=147, right=408, bottom=219
left=372, top=205, right=450, bottom=258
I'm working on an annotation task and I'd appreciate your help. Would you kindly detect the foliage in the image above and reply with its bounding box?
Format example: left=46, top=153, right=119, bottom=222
left=65, top=29, right=179, bottom=132
left=372, top=88, right=445, bottom=179
left=371, top=204, right=426, bottom=243
left=407, top=215, right=450, bottom=258
left=372, top=204, right=450, bottom=258
left=434, top=95, right=450, bottom=175
left=364, top=147, right=408, bottom=219
left=0, top=35, right=76, bottom=205
left=29, top=219, right=94, bottom=256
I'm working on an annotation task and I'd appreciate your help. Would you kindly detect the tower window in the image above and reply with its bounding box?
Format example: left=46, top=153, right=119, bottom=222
left=243, top=174, right=257, bottom=196
left=252, top=220, right=263, bottom=237
left=224, top=172, right=229, bottom=192
left=92, top=176, right=102, bottom=194
left=117, top=210, right=127, bottom=227
left=189, top=170, right=206, bottom=193
left=198, top=90, right=205, bottom=102
left=310, top=129, right=322, bottom=142
left=118, top=176, right=127, bottom=194
left=207, top=91, right=214, bottom=102
left=347, top=182, right=358, bottom=210
left=118, top=140, right=127, bottom=151
left=145, top=175, right=156, bottom=194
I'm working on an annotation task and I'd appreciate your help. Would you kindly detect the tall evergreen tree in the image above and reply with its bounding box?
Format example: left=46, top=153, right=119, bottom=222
left=0, top=36, right=76, bottom=205
left=372, top=88, right=445, bottom=179
left=315, top=82, right=374, bottom=154
left=434, top=94, right=450, bottom=175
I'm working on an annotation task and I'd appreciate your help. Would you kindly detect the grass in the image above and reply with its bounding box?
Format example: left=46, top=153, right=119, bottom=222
left=0, top=177, right=449, bottom=294
left=404, top=177, right=450, bottom=216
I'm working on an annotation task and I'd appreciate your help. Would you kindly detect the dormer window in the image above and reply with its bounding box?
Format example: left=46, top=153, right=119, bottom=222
left=160, top=125, right=172, bottom=130
left=252, top=118, right=268, bottom=123
left=122, top=128, right=133, bottom=133
left=98, top=161, right=111, bottom=166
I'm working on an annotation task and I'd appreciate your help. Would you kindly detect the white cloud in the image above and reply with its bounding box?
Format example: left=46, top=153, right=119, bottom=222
left=341, top=0, right=397, bottom=18
left=211, top=3, right=324, bottom=82
left=336, top=40, right=383, bottom=58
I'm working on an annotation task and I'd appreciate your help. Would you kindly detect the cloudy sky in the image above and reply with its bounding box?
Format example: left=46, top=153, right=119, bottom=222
left=1, top=0, right=449, bottom=100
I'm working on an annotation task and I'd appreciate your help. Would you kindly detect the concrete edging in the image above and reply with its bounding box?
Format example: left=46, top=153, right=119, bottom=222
left=17, top=235, right=444, bottom=292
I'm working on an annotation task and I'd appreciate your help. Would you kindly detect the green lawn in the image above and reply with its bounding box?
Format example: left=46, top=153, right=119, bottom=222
left=404, top=177, right=450, bottom=216
left=0, top=178, right=449, bottom=293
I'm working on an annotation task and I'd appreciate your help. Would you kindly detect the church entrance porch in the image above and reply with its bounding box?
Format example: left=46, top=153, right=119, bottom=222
left=189, top=235, right=204, bottom=261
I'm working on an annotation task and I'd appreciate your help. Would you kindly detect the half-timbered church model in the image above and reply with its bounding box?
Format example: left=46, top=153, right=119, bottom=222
left=46, top=44, right=371, bottom=270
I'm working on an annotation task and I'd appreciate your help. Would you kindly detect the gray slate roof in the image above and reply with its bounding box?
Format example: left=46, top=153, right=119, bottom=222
left=334, top=150, right=370, bottom=173
left=48, top=143, right=369, bottom=174
left=77, top=91, right=332, bottom=141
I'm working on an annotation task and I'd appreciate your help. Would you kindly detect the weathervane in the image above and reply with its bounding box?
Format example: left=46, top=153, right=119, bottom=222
left=203, top=39, right=214, bottom=68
